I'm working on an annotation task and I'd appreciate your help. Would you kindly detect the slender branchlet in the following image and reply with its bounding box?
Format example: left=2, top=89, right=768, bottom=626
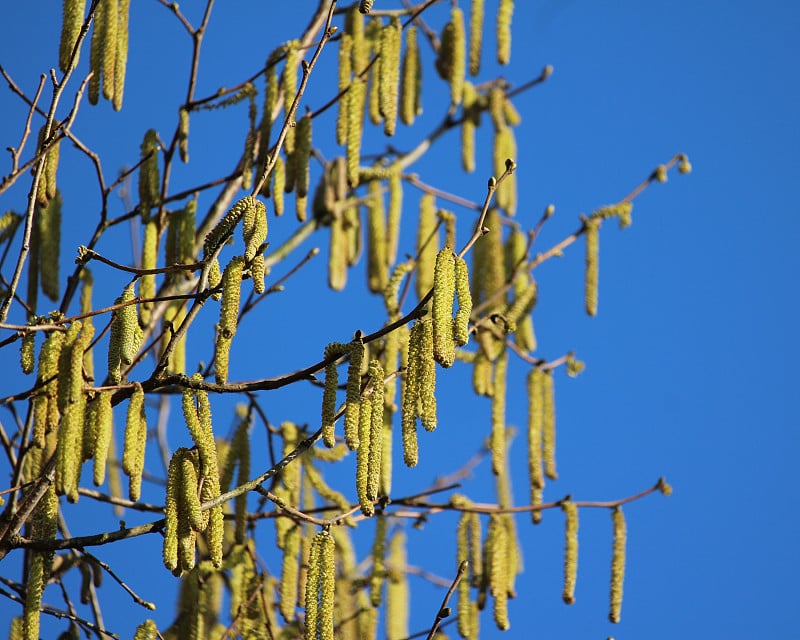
left=344, top=334, right=366, bottom=450
left=609, top=506, right=627, bottom=623
left=562, top=500, right=579, bottom=604
left=379, top=18, right=402, bottom=136
left=469, top=0, right=485, bottom=76
left=497, top=0, right=514, bottom=65
left=584, top=215, right=600, bottom=316
left=122, top=382, right=147, bottom=502
left=542, top=370, right=557, bottom=480
left=432, top=247, right=457, bottom=367
left=490, top=349, right=508, bottom=475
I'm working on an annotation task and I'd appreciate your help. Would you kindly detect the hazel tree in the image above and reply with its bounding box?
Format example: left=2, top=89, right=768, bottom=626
left=0, top=1, right=689, bottom=638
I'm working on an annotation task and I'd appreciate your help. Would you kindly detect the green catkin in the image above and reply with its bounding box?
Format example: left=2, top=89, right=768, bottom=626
left=22, top=485, right=58, bottom=640
left=379, top=18, right=401, bottom=136
left=401, top=320, right=423, bottom=467
left=454, top=255, right=472, bottom=346
left=216, top=256, right=244, bottom=385
left=585, top=216, right=600, bottom=316
left=107, top=283, right=139, bottom=384
left=180, top=450, right=204, bottom=532
left=366, top=180, right=388, bottom=293
left=36, top=125, right=60, bottom=206
left=38, top=192, right=62, bottom=301
left=92, top=391, right=113, bottom=486
left=344, top=336, right=366, bottom=450
left=337, top=33, right=353, bottom=147
left=386, top=531, right=409, bottom=640
left=496, top=0, right=513, bottom=65
left=472, top=208, right=505, bottom=315
left=461, top=82, right=478, bottom=173
left=490, top=349, right=508, bottom=475
left=321, top=342, right=348, bottom=447
left=20, top=331, right=34, bottom=374
left=448, top=8, right=466, bottom=106
left=366, top=360, right=385, bottom=502
left=60, top=0, right=86, bottom=72
left=432, top=247, right=457, bottom=367
left=122, top=382, right=147, bottom=501
left=139, top=220, right=158, bottom=326
left=161, top=300, right=186, bottom=375
left=251, top=254, right=266, bottom=294
left=562, top=501, right=578, bottom=604
left=455, top=500, right=481, bottom=639
left=486, top=514, right=510, bottom=630
left=204, top=196, right=249, bottom=259
left=386, top=169, right=403, bottom=265
left=101, top=0, right=118, bottom=101
left=281, top=41, right=300, bottom=155
left=0, top=210, right=22, bottom=244
left=356, top=376, right=374, bottom=516
left=609, top=507, right=627, bottom=623
left=80, top=271, right=95, bottom=382
left=9, top=616, right=22, bottom=640
left=400, top=25, right=422, bottom=126
left=417, top=316, right=437, bottom=431
left=280, top=524, right=301, bottom=622
left=295, top=113, right=312, bottom=199
left=346, top=76, right=366, bottom=187
left=493, top=126, right=516, bottom=214
left=133, top=620, right=158, bottom=640
left=469, top=0, right=484, bottom=76
left=242, top=196, right=268, bottom=262
left=416, top=193, right=439, bottom=299
left=258, top=53, right=280, bottom=166
left=328, top=208, right=348, bottom=291
left=527, top=368, right=545, bottom=512
left=139, top=129, right=160, bottom=218
left=33, top=331, right=64, bottom=448
left=319, top=531, right=336, bottom=640
left=178, top=107, right=190, bottom=163
left=27, top=204, right=40, bottom=313
left=113, top=0, right=129, bottom=111
left=543, top=370, right=557, bottom=480
left=272, top=153, right=286, bottom=216
left=370, top=516, right=387, bottom=607
left=348, top=5, right=368, bottom=73
left=88, top=0, right=104, bottom=104
left=367, top=18, right=384, bottom=126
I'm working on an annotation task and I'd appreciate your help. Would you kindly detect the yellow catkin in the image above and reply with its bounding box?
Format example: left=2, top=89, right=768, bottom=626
left=33, top=331, right=64, bottom=448
left=432, top=247, right=457, bottom=367
left=178, top=107, right=190, bottom=163
left=356, top=376, right=374, bottom=516
left=400, top=320, right=424, bottom=467
left=38, top=192, right=62, bottom=302
left=91, top=391, right=113, bottom=486
left=328, top=208, right=348, bottom=291
left=344, top=336, right=365, bottom=450
left=486, top=514, right=510, bottom=630
left=585, top=216, right=600, bottom=316
left=88, top=0, right=105, bottom=104
left=318, top=530, right=336, bottom=640
left=531, top=486, right=543, bottom=525
left=366, top=360, right=385, bottom=502
left=139, top=129, right=160, bottom=218
left=304, top=530, right=331, bottom=640
left=562, top=501, right=578, bottom=604
left=36, top=126, right=60, bottom=206
left=133, top=620, right=158, bottom=640
left=22, top=485, right=58, bottom=640
left=369, top=516, right=387, bottom=608
left=490, top=349, right=508, bottom=475
left=242, top=196, right=268, bottom=262
left=177, top=449, right=203, bottom=532
left=216, top=256, right=244, bottom=385
left=367, top=18, right=383, bottom=126
left=455, top=500, right=481, bottom=639
left=321, top=342, right=347, bottom=447
left=527, top=368, right=545, bottom=516
left=400, top=25, right=422, bottom=126
left=251, top=254, right=266, bottom=294
left=493, top=126, right=516, bottom=214
left=346, top=77, right=366, bottom=187
left=496, top=0, right=513, bottom=65
left=281, top=41, right=300, bottom=155
left=258, top=53, right=280, bottom=166
left=113, top=0, right=129, bottom=111
left=337, top=33, right=353, bottom=146
left=542, top=370, right=557, bottom=480
left=417, top=316, right=437, bottom=431
left=609, top=507, right=627, bottom=623
left=366, top=180, right=388, bottom=293
left=386, top=169, right=403, bottom=265
left=461, top=82, right=478, bottom=173
left=453, top=255, right=472, bottom=346
left=161, top=300, right=186, bottom=375
left=9, top=616, right=22, bottom=640
left=80, top=271, right=95, bottom=383
left=379, top=18, right=401, bottom=136
left=386, top=531, right=409, bottom=640
left=272, top=153, right=285, bottom=216
left=101, top=0, right=118, bottom=101
left=448, top=8, right=466, bottom=106
left=122, top=382, right=147, bottom=501
left=60, top=0, right=87, bottom=72
left=469, top=0, right=484, bottom=76
left=139, top=220, right=158, bottom=326
left=107, top=283, right=139, bottom=384
left=280, top=524, right=301, bottom=622
left=415, top=193, right=439, bottom=299
left=295, top=113, right=312, bottom=199
left=19, top=331, right=35, bottom=375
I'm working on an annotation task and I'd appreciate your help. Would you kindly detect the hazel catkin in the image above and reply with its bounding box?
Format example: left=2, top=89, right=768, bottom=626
left=609, top=506, right=627, bottom=623
left=432, top=247, right=457, bottom=367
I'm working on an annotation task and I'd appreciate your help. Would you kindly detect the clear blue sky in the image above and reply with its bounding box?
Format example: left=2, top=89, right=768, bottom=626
left=1, top=2, right=798, bottom=638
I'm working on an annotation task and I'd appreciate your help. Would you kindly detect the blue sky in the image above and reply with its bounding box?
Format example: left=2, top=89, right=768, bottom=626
left=0, top=1, right=798, bottom=638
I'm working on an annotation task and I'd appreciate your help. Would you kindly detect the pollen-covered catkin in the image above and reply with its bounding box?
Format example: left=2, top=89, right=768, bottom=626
left=344, top=335, right=366, bottom=450
left=386, top=169, right=403, bottom=265
left=122, top=382, right=147, bottom=501
left=279, top=524, right=301, bottom=622
left=101, top=0, right=118, bottom=101
left=469, top=0, right=484, bottom=76
left=356, top=377, right=374, bottom=516
left=91, top=391, right=113, bottom=486
left=366, top=360, right=385, bottom=502
left=139, top=129, right=160, bottom=218
left=386, top=531, right=409, bottom=640
left=417, top=316, right=437, bottom=431
left=242, top=196, right=268, bottom=262
left=416, top=193, right=439, bottom=299
left=487, top=514, right=510, bottom=630
left=527, top=367, right=545, bottom=506
left=584, top=216, right=600, bottom=316
left=272, top=154, right=285, bottom=216
left=36, top=125, right=60, bottom=206
left=295, top=113, right=312, bottom=200
left=321, top=342, right=347, bottom=447
left=454, top=254, right=472, bottom=346
left=379, top=18, right=401, bottom=136
left=163, top=449, right=181, bottom=572
left=448, top=8, right=466, bottom=106
left=609, top=507, right=627, bottom=623
left=337, top=34, right=353, bottom=146
left=20, top=331, right=34, bottom=375
left=401, top=320, right=423, bottom=467
left=281, top=41, right=300, bottom=154
left=108, top=283, right=139, bottom=384
left=543, top=370, right=557, bottom=480
left=490, top=349, right=508, bottom=475
left=113, top=0, right=130, bottom=111
left=22, top=486, right=58, bottom=640
left=139, top=220, right=158, bottom=326
left=562, top=501, right=578, bottom=604
left=329, top=209, right=348, bottom=291
left=496, top=0, right=514, bottom=65
left=366, top=180, right=388, bottom=293
left=216, top=256, right=244, bottom=385
left=432, top=247, right=457, bottom=367
left=400, top=25, right=422, bottom=125
left=461, top=82, right=478, bottom=173
left=38, top=192, right=62, bottom=301
left=346, top=77, right=366, bottom=187
left=60, top=0, right=87, bottom=72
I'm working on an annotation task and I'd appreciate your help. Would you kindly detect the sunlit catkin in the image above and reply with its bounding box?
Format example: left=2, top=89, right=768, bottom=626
left=280, top=524, right=301, bottom=622
left=379, top=18, right=401, bottom=136
left=91, top=391, right=113, bottom=486
left=416, top=193, right=439, bottom=299
left=461, top=82, right=478, bottom=173
left=490, top=349, right=508, bottom=475
left=242, top=196, right=268, bottom=262
left=101, top=0, right=118, bottom=101
left=562, top=501, right=578, bottom=604
left=432, top=247, right=457, bottom=367
left=584, top=216, right=600, bottom=316
left=496, top=0, right=513, bottom=65
left=609, top=507, right=627, bottom=623
left=113, top=0, right=130, bottom=111
left=163, top=449, right=181, bottom=572
left=216, top=256, right=244, bottom=385
left=337, top=34, right=353, bottom=146
left=22, top=486, right=57, bottom=640
left=38, top=192, right=62, bottom=301
left=122, top=382, right=147, bottom=501
left=449, top=8, right=466, bottom=106
left=386, top=168, right=403, bottom=265
left=469, top=0, right=484, bottom=76
left=305, top=530, right=336, bottom=640
left=36, top=125, right=60, bottom=206
left=366, top=359, right=385, bottom=502
left=139, top=220, right=158, bottom=326
left=400, top=25, right=422, bottom=125
left=139, top=129, right=160, bottom=218
left=346, top=77, right=366, bottom=187
left=454, top=255, right=472, bottom=346
left=527, top=367, right=545, bottom=510
left=321, top=342, right=347, bottom=447
left=366, top=180, right=388, bottom=293
left=486, top=514, right=510, bottom=630
left=108, top=283, right=139, bottom=384
left=344, top=335, right=366, bottom=450
left=60, top=0, right=86, bottom=72
left=356, top=377, right=374, bottom=516
left=20, top=331, right=34, bottom=375
left=386, top=531, right=409, bottom=640
left=281, top=41, right=300, bottom=154
left=418, top=316, right=437, bottom=431
left=541, top=369, right=558, bottom=481
left=295, top=113, right=312, bottom=200
left=401, top=320, right=423, bottom=467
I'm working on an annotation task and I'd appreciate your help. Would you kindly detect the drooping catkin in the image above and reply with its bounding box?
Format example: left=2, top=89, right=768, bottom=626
left=366, top=180, right=388, bottom=293
left=344, top=335, right=366, bottom=450
left=469, top=0, right=484, bottom=76
left=369, top=515, right=387, bottom=607
left=337, top=33, right=353, bottom=146
left=113, top=0, right=129, bottom=111
left=400, top=25, right=422, bottom=126
left=432, top=247, right=457, bottom=367
left=486, top=514, right=510, bottom=630
left=305, top=530, right=336, bottom=640
left=329, top=208, right=348, bottom=291
left=386, top=530, right=409, bottom=640
left=472, top=208, right=505, bottom=314
left=133, top=620, right=158, bottom=640
left=33, top=330, right=64, bottom=448
left=38, top=192, right=62, bottom=302
left=584, top=216, right=600, bottom=316
left=139, top=129, right=160, bottom=219
left=386, top=168, right=403, bottom=265
left=177, top=107, right=190, bottom=163
left=490, top=349, right=508, bottom=475
left=562, top=501, right=578, bottom=604
left=91, top=391, right=113, bottom=486
left=417, top=316, right=437, bottom=431
left=242, top=196, right=268, bottom=262
left=279, top=524, right=301, bottom=622
left=272, top=153, right=286, bottom=216
left=401, top=320, right=422, bottom=467
left=455, top=497, right=481, bottom=639
left=368, top=18, right=384, bottom=126
left=107, top=283, right=140, bottom=384
left=216, top=256, right=244, bottom=385
left=139, top=220, right=158, bottom=326
left=609, top=507, right=627, bottom=623
left=36, top=125, right=60, bottom=206
left=20, top=331, right=35, bottom=375
left=88, top=0, right=105, bottom=104
left=101, top=0, right=118, bottom=101
left=416, top=193, right=439, bottom=299
left=22, top=485, right=58, bottom=640
left=496, top=0, right=514, bottom=65
left=366, top=359, right=385, bottom=502
left=281, top=41, right=301, bottom=154
left=448, top=8, right=466, bottom=106
left=493, top=126, right=517, bottom=215
left=60, top=0, right=87, bottom=72
left=180, top=449, right=204, bottom=532
left=454, top=254, right=472, bottom=346
left=542, top=370, right=557, bottom=480
left=346, top=77, right=366, bottom=187
left=295, top=112, right=312, bottom=200
left=163, top=449, right=182, bottom=572
left=379, top=18, right=402, bottom=136
left=258, top=52, right=280, bottom=166
left=122, top=382, right=147, bottom=501
left=527, top=367, right=545, bottom=512
left=321, top=342, right=348, bottom=447
left=356, top=374, right=374, bottom=516
left=461, top=82, right=478, bottom=173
